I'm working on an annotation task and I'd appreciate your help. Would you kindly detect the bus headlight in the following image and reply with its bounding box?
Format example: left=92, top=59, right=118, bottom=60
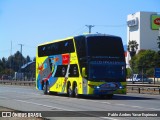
left=96, top=86, right=100, bottom=89
left=119, top=86, right=123, bottom=89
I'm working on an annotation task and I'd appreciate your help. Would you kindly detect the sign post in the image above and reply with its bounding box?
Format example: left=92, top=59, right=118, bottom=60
left=154, top=68, right=160, bottom=84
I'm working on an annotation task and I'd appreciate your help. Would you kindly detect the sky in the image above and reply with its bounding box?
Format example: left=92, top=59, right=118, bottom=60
left=0, top=0, right=160, bottom=60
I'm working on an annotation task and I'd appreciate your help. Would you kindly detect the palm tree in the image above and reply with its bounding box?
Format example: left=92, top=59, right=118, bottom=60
left=157, top=35, right=160, bottom=55
left=127, top=40, right=139, bottom=57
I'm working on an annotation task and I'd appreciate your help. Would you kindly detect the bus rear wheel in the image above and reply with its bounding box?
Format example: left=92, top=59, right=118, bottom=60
left=43, top=82, right=50, bottom=95
left=67, top=83, right=73, bottom=97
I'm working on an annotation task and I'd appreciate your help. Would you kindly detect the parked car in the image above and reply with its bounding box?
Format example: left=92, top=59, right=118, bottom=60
left=127, top=74, right=151, bottom=82
left=1, top=75, right=9, bottom=80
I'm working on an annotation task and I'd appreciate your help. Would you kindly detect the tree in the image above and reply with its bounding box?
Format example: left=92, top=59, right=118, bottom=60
left=33, top=57, right=36, bottom=62
left=1, top=57, right=7, bottom=70
left=26, top=56, right=31, bottom=62
left=126, top=68, right=132, bottom=78
left=129, top=50, right=160, bottom=77
left=127, top=40, right=138, bottom=57
left=0, top=59, right=3, bottom=74
left=157, top=33, right=160, bottom=55
left=0, top=51, right=35, bottom=79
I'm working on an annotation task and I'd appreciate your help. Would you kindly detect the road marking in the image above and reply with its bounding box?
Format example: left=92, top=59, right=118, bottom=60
left=76, top=97, right=160, bottom=111
left=16, top=99, right=70, bottom=111
left=100, top=117, right=119, bottom=120
left=0, top=96, right=70, bottom=111
left=1, top=87, right=160, bottom=112
left=148, top=108, right=160, bottom=111
left=0, top=96, right=119, bottom=119
left=115, top=103, right=160, bottom=110
left=115, top=104, right=125, bottom=106
left=115, top=103, right=143, bottom=108
left=0, top=96, right=8, bottom=99
left=101, top=102, right=111, bottom=104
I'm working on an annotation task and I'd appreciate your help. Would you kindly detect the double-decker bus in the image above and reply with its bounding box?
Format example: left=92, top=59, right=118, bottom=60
left=36, top=34, right=126, bottom=98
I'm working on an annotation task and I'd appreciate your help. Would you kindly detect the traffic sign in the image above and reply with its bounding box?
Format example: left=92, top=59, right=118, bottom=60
left=154, top=68, right=160, bottom=78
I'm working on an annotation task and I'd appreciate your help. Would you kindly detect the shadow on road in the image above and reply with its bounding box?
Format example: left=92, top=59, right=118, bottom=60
left=47, top=92, right=159, bottom=101
left=111, top=94, right=157, bottom=100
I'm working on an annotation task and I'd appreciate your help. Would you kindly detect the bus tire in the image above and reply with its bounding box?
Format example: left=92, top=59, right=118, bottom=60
left=43, top=82, right=50, bottom=95
left=67, top=82, right=73, bottom=97
left=73, top=82, right=79, bottom=98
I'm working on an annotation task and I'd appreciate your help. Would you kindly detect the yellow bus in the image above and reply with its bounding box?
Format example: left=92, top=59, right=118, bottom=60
left=36, top=34, right=126, bottom=98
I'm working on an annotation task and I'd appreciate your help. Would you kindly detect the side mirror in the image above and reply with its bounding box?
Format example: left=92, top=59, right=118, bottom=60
left=82, top=67, right=87, bottom=77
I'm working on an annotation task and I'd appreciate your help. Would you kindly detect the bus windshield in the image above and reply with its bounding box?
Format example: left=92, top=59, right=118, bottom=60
left=86, top=36, right=125, bottom=82
left=88, top=62, right=126, bottom=82
left=87, top=36, right=124, bottom=61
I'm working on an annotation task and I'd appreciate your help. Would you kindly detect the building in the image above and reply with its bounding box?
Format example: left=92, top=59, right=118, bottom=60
left=126, top=11, right=160, bottom=67
left=21, top=61, right=35, bottom=80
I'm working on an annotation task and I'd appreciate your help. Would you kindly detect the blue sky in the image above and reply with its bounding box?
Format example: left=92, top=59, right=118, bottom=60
left=0, top=0, right=160, bottom=59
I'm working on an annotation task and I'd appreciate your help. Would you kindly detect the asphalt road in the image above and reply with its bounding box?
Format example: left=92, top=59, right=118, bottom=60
left=0, top=84, right=160, bottom=120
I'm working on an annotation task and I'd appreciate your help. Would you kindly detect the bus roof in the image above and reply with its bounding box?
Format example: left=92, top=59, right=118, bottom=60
left=38, top=33, right=121, bottom=46
left=38, top=36, right=74, bottom=46
left=74, top=33, right=121, bottom=39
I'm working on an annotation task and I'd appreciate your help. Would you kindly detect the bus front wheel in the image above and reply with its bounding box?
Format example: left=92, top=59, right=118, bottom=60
left=73, top=83, right=79, bottom=97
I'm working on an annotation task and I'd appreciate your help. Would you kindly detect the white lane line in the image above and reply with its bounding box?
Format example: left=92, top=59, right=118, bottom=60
left=77, top=97, right=160, bottom=111
left=1, top=91, right=160, bottom=111
left=148, top=108, right=160, bottom=111
left=100, top=117, right=119, bottom=120
left=101, top=102, right=111, bottom=104
left=16, top=99, right=70, bottom=111
left=115, top=104, right=125, bottom=106
left=115, top=103, right=145, bottom=109
left=0, top=96, right=70, bottom=111
left=0, top=96, right=119, bottom=119
left=115, top=103, right=143, bottom=108
left=115, top=103, right=160, bottom=111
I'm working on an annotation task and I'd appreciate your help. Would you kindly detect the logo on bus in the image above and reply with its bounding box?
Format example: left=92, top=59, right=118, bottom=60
left=62, top=54, right=70, bottom=65
left=100, top=83, right=116, bottom=88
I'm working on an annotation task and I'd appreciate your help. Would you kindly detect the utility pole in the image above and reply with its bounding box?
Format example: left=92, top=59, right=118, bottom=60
left=18, top=44, right=24, bottom=80
left=85, top=25, right=94, bottom=33
left=18, top=44, right=24, bottom=65
left=18, top=44, right=24, bottom=55
left=10, top=41, right=12, bottom=79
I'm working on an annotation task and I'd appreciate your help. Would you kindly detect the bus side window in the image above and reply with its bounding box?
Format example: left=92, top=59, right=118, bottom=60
left=69, top=64, right=79, bottom=77
left=55, top=65, right=67, bottom=77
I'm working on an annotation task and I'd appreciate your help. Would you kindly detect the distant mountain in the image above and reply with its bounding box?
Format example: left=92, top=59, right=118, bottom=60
left=123, top=45, right=127, bottom=51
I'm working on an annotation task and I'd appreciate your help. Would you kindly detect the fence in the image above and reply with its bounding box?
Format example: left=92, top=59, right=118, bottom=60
left=0, top=80, right=35, bottom=86
left=127, top=83, right=160, bottom=94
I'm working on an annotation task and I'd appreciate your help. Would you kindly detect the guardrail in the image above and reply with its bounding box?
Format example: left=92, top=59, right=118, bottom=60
left=0, top=80, right=35, bottom=86
left=127, top=84, right=160, bottom=94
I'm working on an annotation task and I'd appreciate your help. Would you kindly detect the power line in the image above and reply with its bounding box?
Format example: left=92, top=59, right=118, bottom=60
left=69, top=26, right=86, bottom=36
left=95, top=24, right=126, bottom=28
left=25, top=44, right=36, bottom=49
